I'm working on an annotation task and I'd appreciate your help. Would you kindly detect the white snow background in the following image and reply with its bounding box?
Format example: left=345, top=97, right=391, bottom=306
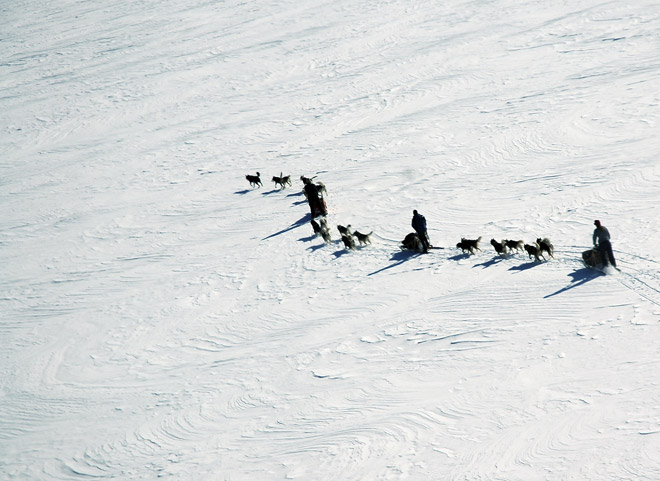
left=2, top=0, right=660, bottom=479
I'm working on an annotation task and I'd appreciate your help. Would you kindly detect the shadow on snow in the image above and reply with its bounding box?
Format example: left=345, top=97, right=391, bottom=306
left=509, top=261, right=542, bottom=272
left=544, top=267, right=604, bottom=298
left=473, top=256, right=505, bottom=269
left=368, top=249, right=421, bottom=276
left=263, top=214, right=310, bottom=240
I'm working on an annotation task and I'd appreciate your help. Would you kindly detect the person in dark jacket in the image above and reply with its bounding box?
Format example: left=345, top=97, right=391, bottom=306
left=412, top=210, right=430, bottom=253
left=593, top=219, right=616, bottom=268
left=304, top=179, right=327, bottom=218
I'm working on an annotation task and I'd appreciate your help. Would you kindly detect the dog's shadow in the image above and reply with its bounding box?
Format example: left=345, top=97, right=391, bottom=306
left=299, top=235, right=316, bottom=242
left=544, top=267, right=604, bottom=298
left=235, top=189, right=253, bottom=195
left=449, top=253, right=472, bottom=261
left=368, top=249, right=420, bottom=275
left=333, top=248, right=352, bottom=258
left=261, top=189, right=284, bottom=195
left=308, top=243, right=327, bottom=252
left=474, top=256, right=505, bottom=269
left=509, top=261, right=541, bottom=272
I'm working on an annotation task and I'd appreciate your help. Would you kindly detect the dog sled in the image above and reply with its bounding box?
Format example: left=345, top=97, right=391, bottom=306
left=401, top=232, right=423, bottom=252
left=400, top=232, right=440, bottom=253
left=582, top=246, right=619, bottom=273
left=582, top=247, right=602, bottom=268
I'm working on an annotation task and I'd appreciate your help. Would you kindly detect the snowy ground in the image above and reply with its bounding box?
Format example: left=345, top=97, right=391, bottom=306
left=2, top=0, right=660, bottom=479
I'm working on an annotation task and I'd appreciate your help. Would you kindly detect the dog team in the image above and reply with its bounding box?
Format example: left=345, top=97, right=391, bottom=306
left=246, top=171, right=371, bottom=250
left=246, top=172, right=616, bottom=267
left=402, top=209, right=555, bottom=263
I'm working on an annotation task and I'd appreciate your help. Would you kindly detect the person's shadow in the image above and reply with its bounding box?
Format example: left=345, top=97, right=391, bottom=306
left=544, top=267, right=604, bottom=298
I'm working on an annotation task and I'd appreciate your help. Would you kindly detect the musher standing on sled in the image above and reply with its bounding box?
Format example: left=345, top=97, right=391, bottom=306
left=412, top=210, right=430, bottom=253
left=593, top=219, right=617, bottom=268
left=304, top=178, right=327, bottom=218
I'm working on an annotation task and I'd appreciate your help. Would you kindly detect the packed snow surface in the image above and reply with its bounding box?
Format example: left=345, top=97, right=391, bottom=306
left=2, top=0, right=660, bottom=479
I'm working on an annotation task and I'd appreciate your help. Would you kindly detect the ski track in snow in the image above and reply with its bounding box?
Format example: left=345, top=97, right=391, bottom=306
left=2, top=0, right=660, bottom=480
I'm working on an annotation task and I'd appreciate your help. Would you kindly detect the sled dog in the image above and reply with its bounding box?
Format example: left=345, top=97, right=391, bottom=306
left=456, top=236, right=482, bottom=255
left=490, top=239, right=507, bottom=256
left=341, top=233, right=356, bottom=250
left=524, top=243, right=544, bottom=262
left=272, top=173, right=292, bottom=189
left=353, top=230, right=373, bottom=246
left=536, top=238, right=554, bottom=259
left=504, top=239, right=524, bottom=254
left=245, top=172, right=262, bottom=188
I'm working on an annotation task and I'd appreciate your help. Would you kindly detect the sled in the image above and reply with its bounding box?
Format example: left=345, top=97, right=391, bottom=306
left=582, top=247, right=602, bottom=268
left=401, top=232, right=423, bottom=252
left=582, top=247, right=619, bottom=273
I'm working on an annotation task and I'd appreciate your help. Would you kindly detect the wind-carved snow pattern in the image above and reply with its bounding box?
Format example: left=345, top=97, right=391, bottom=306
left=2, top=0, right=660, bottom=480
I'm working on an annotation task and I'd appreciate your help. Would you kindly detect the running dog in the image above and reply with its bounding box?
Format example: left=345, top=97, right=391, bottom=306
left=300, top=175, right=316, bottom=185
left=456, top=236, right=482, bottom=255
left=524, top=243, right=544, bottom=262
left=245, top=172, right=262, bottom=188
left=319, top=218, right=331, bottom=243
left=337, top=224, right=352, bottom=236
left=536, top=238, right=554, bottom=259
left=272, top=173, right=292, bottom=189
left=301, top=177, right=327, bottom=199
left=490, top=239, right=507, bottom=256
left=504, top=239, right=524, bottom=254
left=353, top=230, right=373, bottom=246
left=316, top=181, right=327, bottom=197
left=311, top=218, right=332, bottom=242
left=341, top=233, right=356, bottom=250
left=311, top=219, right=322, bottom=236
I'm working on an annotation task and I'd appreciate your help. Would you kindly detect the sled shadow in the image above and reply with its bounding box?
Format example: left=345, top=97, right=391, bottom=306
left=544, top=268, right=604, bottom=298
left=264, top=214, right=310, bottom=240
left=368, top=250, right=421, bottom=276
left=474, top=257, right=505, bottom=269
